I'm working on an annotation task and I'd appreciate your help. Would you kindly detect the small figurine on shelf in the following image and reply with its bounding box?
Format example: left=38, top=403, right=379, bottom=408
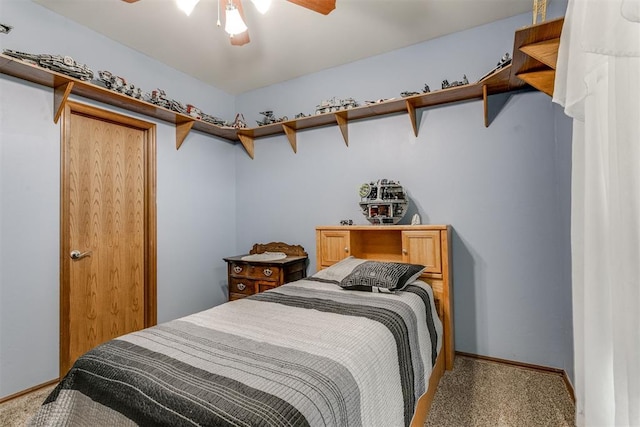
left=232, top=113, right=247, bottom=129
left=442, top=75, right=469, bottom=89
left=497, top=52, right=511, bottom=69
left=294, top=112, right=309, bottom=119
left=423, top=84, right=431, bottom=93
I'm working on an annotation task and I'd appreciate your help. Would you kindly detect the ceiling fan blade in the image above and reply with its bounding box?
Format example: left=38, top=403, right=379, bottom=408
left=287, top=0, right=335, bottom=15
left=228, top=0, right=250, bottom=46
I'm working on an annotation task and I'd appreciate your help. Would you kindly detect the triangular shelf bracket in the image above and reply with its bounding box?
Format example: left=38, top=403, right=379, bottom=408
left=334, top=112, right=349, bottom=146
left=237, top=133, right=255, bottom=159
left=482, top=84, right=513, bottom=128
left=176, top=120, right=195, bottom=150
left=405, top=100, right=420, bottom=137
left=282, top=124, right=297, bottom=153
left=54, top=81, right=74, bottom=124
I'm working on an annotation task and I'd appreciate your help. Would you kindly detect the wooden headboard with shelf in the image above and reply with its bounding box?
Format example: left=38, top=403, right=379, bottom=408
left=316, top=225, right=454, bottom=370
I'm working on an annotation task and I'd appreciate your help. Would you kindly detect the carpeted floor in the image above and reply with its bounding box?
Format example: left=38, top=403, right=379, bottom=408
left=0, top=384, right=56, bottom=427
left=1, top=356, right=575, bottom=426
left=426, top=356, right=575, bottom=426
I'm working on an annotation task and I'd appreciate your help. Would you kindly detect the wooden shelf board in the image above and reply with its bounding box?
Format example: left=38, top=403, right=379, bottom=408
left=519, top=38, right=560, bottom=69
left=511, top=18, right=563, bottom=97
left=512, top=17, right=564, bottom=76
left=515, top=69, right=556, bottom=97
left=410, top=84, right=484, bottom=108
left=478, top=64, right=528, bottom=93
left=191, top=121, right=238, bottom=140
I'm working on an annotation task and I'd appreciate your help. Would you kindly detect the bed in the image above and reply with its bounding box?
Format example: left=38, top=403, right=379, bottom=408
left=30, top=227, right=453, bottom=426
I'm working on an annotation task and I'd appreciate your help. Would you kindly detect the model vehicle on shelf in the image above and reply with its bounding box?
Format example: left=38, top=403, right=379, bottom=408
left=201, top=113, right=229, bottom=126
left=186, top=104, right=203, bottom=119
left=146, top=89, right=171, bottom=109
left=315, top=97, right=359, bottom=114
left=364, top=98, right=394, bottom=105
left=95, top=70, right=145, bottom=99
left=256, top=110, right=288, bottom=126
left=442, top=74, right=469, bottom=89
left=400, top=91, right=420, bottom=98
left=3, top=49, right=94, bottom=81
left=477, top=52, right=513, bottom=81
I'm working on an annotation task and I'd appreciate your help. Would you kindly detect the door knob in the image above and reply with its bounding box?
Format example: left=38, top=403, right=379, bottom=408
left=70, top=250, right=92, bottom=260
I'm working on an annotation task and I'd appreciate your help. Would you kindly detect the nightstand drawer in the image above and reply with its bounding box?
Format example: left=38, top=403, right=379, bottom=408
left=258, top=283, right=278, bottom=293
left=229, top=278, right=256, bottom=296
left=230, top=263, right=280, bottom=281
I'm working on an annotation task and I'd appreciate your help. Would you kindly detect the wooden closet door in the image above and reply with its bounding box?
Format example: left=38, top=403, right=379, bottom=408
left=60, top=102, right=157, bottom=376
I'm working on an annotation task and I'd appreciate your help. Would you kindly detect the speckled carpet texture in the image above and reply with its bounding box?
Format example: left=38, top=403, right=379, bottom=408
left=1, top=356, right=575, bottom=427
left=426, top=356, right=575, bottom=427
left=0, top=384, right=55, bottom=427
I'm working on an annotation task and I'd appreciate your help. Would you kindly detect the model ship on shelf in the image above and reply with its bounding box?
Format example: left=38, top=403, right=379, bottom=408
left=3, top=49, right=94, bottom=81
left=358, top=179, right=409, bottom=225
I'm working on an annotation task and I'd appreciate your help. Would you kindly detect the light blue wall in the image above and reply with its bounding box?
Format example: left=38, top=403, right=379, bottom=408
left=234, top=6, right=573, bottom=375
left=0, top=0, right=237, bottom=397
left=0, top=0, right=574, bottom=399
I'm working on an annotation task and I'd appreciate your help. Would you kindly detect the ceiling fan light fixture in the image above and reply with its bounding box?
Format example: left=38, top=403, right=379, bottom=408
left=176, top=0, right=200, bottom=16
left=251, top=0, right=271, bottom=14
left=225, top=5, right=248, bottom=35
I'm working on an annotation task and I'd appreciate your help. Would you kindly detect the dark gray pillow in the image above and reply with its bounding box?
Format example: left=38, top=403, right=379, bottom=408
left=340, top=261, right=425, bottom=292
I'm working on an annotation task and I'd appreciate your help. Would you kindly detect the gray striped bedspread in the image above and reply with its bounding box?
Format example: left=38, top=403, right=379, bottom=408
left=29, top=279, right=442, bottom=427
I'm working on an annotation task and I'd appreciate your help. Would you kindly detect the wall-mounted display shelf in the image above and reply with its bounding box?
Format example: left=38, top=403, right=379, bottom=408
left=0, top=53, right=238, bottom=147
left=236, top=69, right=528, bottom=158
left=511, top=17, right=564, bottom=97
left=0, top=17, right=563, bottom=159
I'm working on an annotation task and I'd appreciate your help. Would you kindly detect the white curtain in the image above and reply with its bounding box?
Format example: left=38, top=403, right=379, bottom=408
left=553, top=0, right=640, bottom=426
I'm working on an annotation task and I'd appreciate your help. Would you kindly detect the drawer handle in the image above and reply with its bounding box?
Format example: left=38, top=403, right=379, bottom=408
left=344, top=247, right=349, bottom=253
left=236, top=283, right=246, bottom=291
left=263, top=268, right=273, bottom=277
left=233, top=266, right=243, bottom=274
left=402, top=249, right=408, bottom=255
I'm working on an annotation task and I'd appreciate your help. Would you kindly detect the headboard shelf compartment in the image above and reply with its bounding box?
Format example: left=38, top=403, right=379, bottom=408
left=316, top=224, right=453, bottom=370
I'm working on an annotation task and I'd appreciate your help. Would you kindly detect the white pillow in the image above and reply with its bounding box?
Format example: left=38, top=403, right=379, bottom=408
left=311, top=256, right=367, bottom=282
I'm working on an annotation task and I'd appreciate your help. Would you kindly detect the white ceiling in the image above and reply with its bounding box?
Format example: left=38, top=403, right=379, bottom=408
left=33, top=0, right=535, bottom=94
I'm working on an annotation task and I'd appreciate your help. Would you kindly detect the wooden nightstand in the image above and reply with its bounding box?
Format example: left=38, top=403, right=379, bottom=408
left=224, top=242, right=308, bottom=301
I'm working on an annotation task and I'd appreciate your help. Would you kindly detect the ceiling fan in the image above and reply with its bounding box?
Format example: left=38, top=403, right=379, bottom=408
left=121, top=0, right=336, bottom=46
